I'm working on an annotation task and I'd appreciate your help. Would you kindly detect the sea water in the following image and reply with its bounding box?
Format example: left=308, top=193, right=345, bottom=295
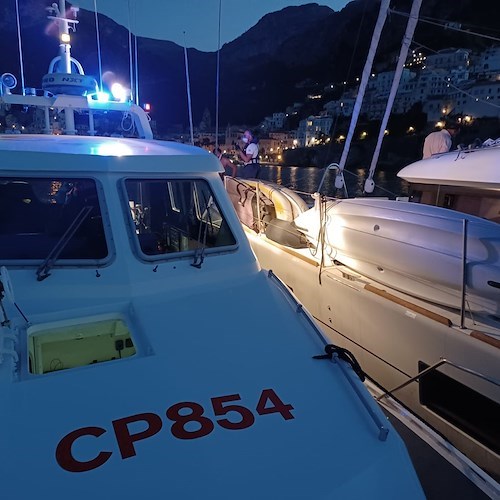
left=253, top=164, right=410, bottom=202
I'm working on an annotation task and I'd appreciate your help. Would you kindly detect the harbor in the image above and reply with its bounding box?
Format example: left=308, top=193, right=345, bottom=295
left=0, top=0, right=499, bottom=498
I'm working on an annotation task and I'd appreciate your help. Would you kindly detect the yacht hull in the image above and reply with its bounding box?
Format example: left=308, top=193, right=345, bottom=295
left=294, top=198, right=500, bottom=314
left=245, top=228, right=500, bottom=480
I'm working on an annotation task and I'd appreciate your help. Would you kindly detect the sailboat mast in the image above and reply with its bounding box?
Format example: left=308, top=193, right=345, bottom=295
left=58, top=0, right=72, bottom=73
left=364, top=0, right=423, bottom=193
left=215, top=0, right=222, bottom=150
left=335, top=0, right=391, bottom=189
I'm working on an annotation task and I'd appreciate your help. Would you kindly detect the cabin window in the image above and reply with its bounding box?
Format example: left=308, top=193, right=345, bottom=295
left=409, top=190, right=422, bottom=203
left=28, top=318, right=136, bottom=374
left=124, top=178, right=236, bottom=257
left=0, top=177, right=108, bottom=261
left=418, top=361, right=500, bottom=454
left=443, top=194, right=455, bottom=209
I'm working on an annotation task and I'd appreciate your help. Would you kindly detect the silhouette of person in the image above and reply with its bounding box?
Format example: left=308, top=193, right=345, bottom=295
left=422, top=122, right=460, bottom=159
left=236, top=129, right=260, bottom=179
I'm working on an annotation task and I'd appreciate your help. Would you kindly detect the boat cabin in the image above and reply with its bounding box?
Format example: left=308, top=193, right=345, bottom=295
left=399, top=146, right=500, bottom=222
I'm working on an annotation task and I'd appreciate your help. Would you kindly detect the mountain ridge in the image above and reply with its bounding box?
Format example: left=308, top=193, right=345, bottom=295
left=0, top=0, right=498, bottom=133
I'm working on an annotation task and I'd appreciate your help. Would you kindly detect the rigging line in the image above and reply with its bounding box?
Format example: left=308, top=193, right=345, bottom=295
left=366, top=0, right=423, bottom=193
left=337, top=0, right=391, bottom=184
left=215, top=0, right=222, bottom=151
left=344, top=0, right=370, bottom=85
left=134, top=34, right=139, bottom=106
left=390, top=8, right=500, bottom=44
left=127, top=0, right=134, bottom=103
left=183, top=32, right=194, bottom=145
left=320, top=0, right=369, bottom=171
left=416, top=13, right=500, bottom=36
left=411, top=40, right=500, bottom=110
left=14, top=0, right=26, bottom=95
left=93, top=0, right=103, bottom=92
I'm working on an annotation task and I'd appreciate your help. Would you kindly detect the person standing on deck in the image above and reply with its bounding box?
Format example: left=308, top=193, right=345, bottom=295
left=236, top=129, right=260, bottom=179
left=422, top=122, right=460, bottom=159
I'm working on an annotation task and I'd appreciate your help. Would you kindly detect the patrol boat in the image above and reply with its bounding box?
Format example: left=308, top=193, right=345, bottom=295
left=0, top=1, right=425, bottom=498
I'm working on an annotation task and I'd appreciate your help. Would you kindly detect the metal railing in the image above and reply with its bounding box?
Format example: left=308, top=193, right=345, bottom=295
left=267, top=269, right=389, bottom=441
left=376, top=357, right=500, bottom=401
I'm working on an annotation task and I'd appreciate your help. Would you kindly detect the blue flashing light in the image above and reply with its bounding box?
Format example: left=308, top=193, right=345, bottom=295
left=96, top=91, right=110, bottom=103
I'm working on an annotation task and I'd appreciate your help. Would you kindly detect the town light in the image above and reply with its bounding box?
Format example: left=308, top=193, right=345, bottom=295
left=143, top=103, right=151, bottom=112
left=61, top=33, right=71, bottom=43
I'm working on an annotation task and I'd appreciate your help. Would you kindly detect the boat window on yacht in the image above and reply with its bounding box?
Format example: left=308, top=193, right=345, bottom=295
left=0, top=177, right=108, bottom=261
left=125, top=179, right=236, bottom=257
left=418, top=361, right=500, bottom=455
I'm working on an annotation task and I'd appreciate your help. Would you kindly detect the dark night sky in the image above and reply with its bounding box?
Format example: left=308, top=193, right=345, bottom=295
left=74, top=0, right=351, bottom=52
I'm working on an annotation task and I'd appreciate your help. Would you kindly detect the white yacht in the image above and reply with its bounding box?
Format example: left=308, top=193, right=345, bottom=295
left=398, top=142, right=500, bottom=223
left=0, top=1, right=426, bottom=498
left=224, top=0, right=500, bottom=483
left=225, top=151, right=500, bottom=483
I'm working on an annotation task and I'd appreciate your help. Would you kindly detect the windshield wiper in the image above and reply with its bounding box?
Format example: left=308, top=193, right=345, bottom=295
left=36, top=206, right=93, bottom=281
left=191, top=193, right=215, bottom=269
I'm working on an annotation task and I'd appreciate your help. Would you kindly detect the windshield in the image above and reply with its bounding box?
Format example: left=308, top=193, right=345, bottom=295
left=0, top=177, right=108, bottom=261
left=124, top=178, right=236, bottom=257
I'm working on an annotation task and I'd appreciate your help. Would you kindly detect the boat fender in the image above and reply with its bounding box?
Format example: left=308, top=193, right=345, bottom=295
left=313, top=344, right=365, bottom=382
left=265, top=218, right=308, bottom=249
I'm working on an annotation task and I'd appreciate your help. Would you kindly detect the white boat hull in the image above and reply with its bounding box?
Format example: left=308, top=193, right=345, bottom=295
left=398, top=145, right=500, bottom=191
left=245, top=228, right=500, bottom=481
left=294, top=198, right=500, bottom=314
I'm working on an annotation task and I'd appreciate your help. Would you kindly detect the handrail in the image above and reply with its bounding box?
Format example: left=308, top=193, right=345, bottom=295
left=376, top=357, right=500, bottom=401
left=267, top=270, right=389, bottom=441
left=460, top=218, right=468, bottom=328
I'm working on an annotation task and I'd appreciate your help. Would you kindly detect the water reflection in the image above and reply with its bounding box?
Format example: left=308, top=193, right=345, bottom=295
left=257, top=164, right=409, bottom=200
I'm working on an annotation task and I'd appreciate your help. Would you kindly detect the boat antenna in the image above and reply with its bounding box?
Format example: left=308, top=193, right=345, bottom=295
left=184, top=32, right=195, bottom=145
left=14, top=0, right=26, bottom=95
left=334, top=0, right=390, bottom=190
left=364, top=0, right=423, bottom=194
left=93, top=0, right=103, bottom=91
left=215, top=0, right=222, bottom=150
left=127, top=0, right=134, bottom=102
left=134, top=33, right=139, bottom=105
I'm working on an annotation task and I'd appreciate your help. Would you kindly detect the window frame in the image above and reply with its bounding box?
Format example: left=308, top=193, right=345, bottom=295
left=0, top=174, right=114, bottom=267
left=121, top=175, right=238, bottom=262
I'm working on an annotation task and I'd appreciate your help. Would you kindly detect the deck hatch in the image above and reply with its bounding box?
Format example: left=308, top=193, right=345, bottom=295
left=28, top=318, right=136, bottom=374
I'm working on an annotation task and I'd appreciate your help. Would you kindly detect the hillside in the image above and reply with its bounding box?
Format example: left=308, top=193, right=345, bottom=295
left=1, top=0, right=499, bottom=133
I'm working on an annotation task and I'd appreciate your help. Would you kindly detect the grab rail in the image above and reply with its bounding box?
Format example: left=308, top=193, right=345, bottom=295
left=267, top=270, right=389, bottom=441
left=460, top=218, right=468, bottom=329
left=376, top=357, right=500, bottom=401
